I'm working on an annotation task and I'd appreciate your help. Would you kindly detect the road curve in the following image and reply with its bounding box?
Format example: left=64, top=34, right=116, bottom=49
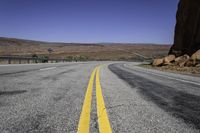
left=108, top=63, right=200, bottom=132
left=0, top=62, right=200, bottom=133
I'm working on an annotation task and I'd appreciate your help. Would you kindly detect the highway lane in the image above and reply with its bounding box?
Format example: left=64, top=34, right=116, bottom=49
left=107, top=63, right=200, bottom=132
left=0, top=62, right=87, bottom=75
left=0, top=62, right=99, bottom=133
left=0, top=62, right=200, bottom=133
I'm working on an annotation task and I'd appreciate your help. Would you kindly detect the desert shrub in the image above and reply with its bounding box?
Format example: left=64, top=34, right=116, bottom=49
left=32, top=54, right=38, bottom=63
left=77, top=55, right=88, bottom=61
left=32, top=54, right=38, bottom=58
left=65, top=55, right=89, bottom=62
left=40, top=55, right=49, bottom=63
left=65, top=56, right=74, bottom=62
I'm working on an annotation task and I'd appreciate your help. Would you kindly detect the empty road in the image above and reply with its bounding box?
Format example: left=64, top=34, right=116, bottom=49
left=0, top=62, right=200, bottom=133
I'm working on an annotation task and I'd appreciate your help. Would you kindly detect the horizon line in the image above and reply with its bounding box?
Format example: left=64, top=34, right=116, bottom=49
left=0, top=36, right=172, bottom=45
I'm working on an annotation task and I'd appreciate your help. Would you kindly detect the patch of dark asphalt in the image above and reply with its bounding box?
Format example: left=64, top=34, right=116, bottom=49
left=30, top=87, right=42, bottom=93
left=0, top=90, right=27, bottom=96
left=0, top=101, right=7, bottom=107
left=17, top=82, right=32, bottom=85
left=41, top=68, right=76, bottom=81
left=54, top=68, right=76, bottom=76
left=108, top=63, right=200, bottom=130
left=7, top=112, right=56, bottom=133
left=0, top=70, right=36, bottom=76
left=52, top=90, right=69, bottom=102
left=53, top=95, right=64, bottom=102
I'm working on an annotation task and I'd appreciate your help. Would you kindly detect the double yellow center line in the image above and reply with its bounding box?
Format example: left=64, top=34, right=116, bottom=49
left=77, top=66, right=112, bottom=133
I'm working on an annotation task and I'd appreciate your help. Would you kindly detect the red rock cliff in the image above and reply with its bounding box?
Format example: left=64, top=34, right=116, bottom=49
left=169, top=0, right=200, bottom=56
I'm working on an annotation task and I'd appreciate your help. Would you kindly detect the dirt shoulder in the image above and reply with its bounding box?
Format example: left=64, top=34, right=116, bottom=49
left=139, top=63, right=200, bottom=77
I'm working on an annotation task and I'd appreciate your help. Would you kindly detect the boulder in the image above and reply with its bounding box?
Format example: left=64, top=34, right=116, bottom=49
left=175, top=54, right=190, bottom=67
left=191, top=49, right=200, bottom=61
left=175, top=54, right=190, bottom=62
left=163, top=55, right=175, bottom=64
left=185, top=59, right=195, bottom=67
left=152, top=58, right=163, bottom=66
left=169, top=0, right=200, bottom=56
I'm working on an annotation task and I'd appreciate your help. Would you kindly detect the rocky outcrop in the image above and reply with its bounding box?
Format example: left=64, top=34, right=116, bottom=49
left=174, top=54, right=190, bottom=67
left=191, top=49, right=200, bottom=64
left=153, top=0, right=200, bottom=68
left=191, top=49, right=200, bottom=61
left=169, top=0, right=200, bottom=56
left=163, top=55, right=175, bottom=65
left=152, top=53, right=200, bottom=67
left=153, top=59, right=164, bottom=66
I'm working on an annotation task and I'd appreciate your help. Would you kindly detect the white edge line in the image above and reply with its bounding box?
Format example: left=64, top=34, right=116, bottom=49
left=126, top=65, right=200, bottom=86
left=39, top=67, right=57, bottom=71
left=146, top=71, right=200, bottom=86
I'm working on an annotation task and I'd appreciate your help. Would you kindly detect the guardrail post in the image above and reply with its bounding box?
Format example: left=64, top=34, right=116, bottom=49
left=8, top=58, right=11, bottom=64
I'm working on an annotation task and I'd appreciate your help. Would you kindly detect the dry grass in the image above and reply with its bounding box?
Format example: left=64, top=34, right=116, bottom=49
left=0, top=37, right=170, bottom=60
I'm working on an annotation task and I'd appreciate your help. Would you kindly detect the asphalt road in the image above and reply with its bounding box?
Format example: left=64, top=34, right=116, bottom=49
left=0, top=62, right=200, bottom=133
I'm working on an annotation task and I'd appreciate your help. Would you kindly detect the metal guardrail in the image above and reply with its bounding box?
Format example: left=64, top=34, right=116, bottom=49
left=0, top=56, right=65, bottom=64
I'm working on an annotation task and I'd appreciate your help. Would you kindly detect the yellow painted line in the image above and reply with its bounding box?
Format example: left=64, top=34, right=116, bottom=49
left=77, top=67, right=97, bottom=133
left=96, top=66, right=112, bottom=133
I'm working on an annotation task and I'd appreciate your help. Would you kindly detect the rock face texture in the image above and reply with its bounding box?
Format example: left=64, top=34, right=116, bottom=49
left=152, top=58, right=164, bottom=66
left=169, top=0, right=200, bottom=57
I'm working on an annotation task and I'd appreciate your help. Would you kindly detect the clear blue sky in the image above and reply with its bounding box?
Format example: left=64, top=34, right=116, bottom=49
left=0, top=0, right=179, bottom=44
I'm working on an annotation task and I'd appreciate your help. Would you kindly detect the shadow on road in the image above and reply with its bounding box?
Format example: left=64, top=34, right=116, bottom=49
left=0, top=90, right=27, bottom=96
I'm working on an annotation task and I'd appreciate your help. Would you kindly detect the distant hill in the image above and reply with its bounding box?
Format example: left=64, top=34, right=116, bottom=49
left=0, top=37, right=171, bottom=61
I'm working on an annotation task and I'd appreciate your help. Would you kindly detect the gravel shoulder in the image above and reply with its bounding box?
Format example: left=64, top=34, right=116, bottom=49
left=139, top=63, right=200, bottom=77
